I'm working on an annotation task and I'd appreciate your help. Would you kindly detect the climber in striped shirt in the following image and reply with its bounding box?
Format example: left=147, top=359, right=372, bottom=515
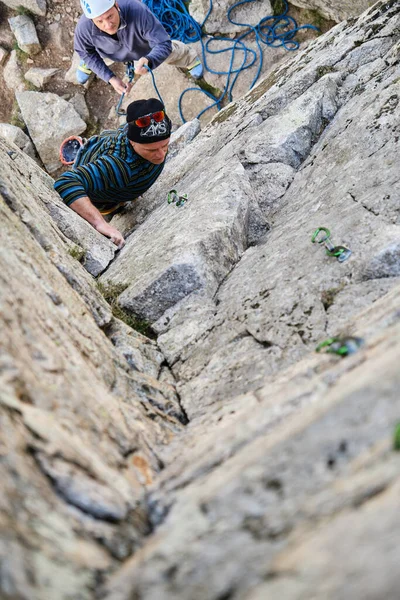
left=54, top=98, right=171, bottom=249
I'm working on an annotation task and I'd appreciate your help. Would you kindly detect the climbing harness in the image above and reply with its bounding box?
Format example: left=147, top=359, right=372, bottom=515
left=311, top=227, right=352, bottom=263
left=59, top=136, right=84, bottom=166
left=116, top=64, right=164, bottom=116
left=167, top=189, right=188, bottom=207
left=315, top=336, right=364, bottom=356
left=142, top=0, right=320, bottom=122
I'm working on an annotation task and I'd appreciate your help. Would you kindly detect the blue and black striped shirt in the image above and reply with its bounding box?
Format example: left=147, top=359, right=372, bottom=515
left=54, top=125, right=165, bottom=213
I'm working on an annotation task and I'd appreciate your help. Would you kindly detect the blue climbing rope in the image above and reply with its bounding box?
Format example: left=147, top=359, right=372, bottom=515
left=142, top=0, right=319, bottom=122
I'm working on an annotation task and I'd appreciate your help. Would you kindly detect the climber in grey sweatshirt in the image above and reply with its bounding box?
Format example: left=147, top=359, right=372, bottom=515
left=74, top=0, right=202, bottom=94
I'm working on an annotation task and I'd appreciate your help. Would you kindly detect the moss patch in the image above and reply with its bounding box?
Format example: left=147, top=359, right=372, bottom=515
left=97, top=282, right=155, bottom=339
left=316, top=65, right=336, bottom=79
left=271, top=0, right=286, bottom=16
left=246, top=71, right=278, bottom=104
left=68, top=244, right=86, bottom=262
left=10, top=101, right=25, bottom=129
left=320, top=283, right=345, bottom=311
left=211, top=102, right=238, bottom=125
left=15, top=5, right=35, bottom=18
left=12, top=41, right=29, bottom=64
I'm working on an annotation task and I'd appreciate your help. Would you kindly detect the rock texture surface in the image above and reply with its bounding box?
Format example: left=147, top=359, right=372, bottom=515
left=15, top=91, right=87, bottom=174
left=289, top=0, right=372, bottom=23
left=1, top=1, right=400, bottom=600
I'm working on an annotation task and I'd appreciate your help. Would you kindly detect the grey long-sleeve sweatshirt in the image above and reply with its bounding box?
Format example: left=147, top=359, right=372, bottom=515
left=74, top=0, right=172, bottom=82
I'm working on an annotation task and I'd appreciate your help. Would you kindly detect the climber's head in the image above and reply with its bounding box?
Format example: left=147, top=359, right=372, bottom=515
left=126, top=98, right=172, bottom=164
left=80, top=0, right=120, bottom=34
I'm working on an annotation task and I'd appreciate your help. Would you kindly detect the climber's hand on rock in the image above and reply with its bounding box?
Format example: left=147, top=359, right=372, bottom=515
left=134, top=57, right=149, bottom=76
left=109, top=76, right=129, bottom=95
left=95, top=222, right=125, bottom=249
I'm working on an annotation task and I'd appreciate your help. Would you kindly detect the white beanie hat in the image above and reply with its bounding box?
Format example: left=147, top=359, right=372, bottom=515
left=80, top=0, right=115, bottom=19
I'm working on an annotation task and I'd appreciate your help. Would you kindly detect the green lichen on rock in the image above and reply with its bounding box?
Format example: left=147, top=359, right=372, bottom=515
left=97, top=281, right=155, bottom=338
left=393, top=423, right=400, bottom=450
left=10, top=101, right=25, bottom=129
left=16, top=5, right=35, bottom=18
left=271, top=0, right=286, bottom=16
left=211, top=102, right=238, bottom=125
left=246, top=72, right=278, bottom=104
left=316, top=65, right=336, bottom=79
left=12, top=41, right=29, bottom=64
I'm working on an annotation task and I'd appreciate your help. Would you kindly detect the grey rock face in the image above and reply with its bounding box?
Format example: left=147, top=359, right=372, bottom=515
left=16, top=91, right=87, bottom=174
left=8, top=14, right=41, bottom=56
left=24, top=67, right=59, bottom=88
left=1, top=1, right=400, bottom=599
left=0, top=136, right=186, bottom=599
left=289, top=0, right=372, bottom=23
left=168, top=118, right=201, bottom=160
left=2, top=0, right=46, bottom=16
left=3, top=49, right=27, bottom=92
left=0, top=123, right=38, bottom=162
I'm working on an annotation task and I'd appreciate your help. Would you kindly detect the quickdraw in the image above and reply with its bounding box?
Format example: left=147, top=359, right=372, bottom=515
left=116, top=64, right=164, bottom=116
left=116, top=61, right=136, bottom=117
left=167, top=189, right=188, bottom=207
left=316, top=336, right=364, bottom=356
left=311, top=227, right=352, bottom=263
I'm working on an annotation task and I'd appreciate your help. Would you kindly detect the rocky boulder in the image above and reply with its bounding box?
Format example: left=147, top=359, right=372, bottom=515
left=8, top=14, right=41, bottom=56
left=0, top=122, right=38, bottom=162
left=15, top=91, right=87, bottom=174
left=2, top=0, right=46, bottom=16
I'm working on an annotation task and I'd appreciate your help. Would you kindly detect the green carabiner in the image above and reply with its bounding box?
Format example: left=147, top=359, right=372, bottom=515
left=312, top=227, right=331, bottom=244
left=167, top=189, right=178, bottom=204
left=316, top=336, right=364, bottom=356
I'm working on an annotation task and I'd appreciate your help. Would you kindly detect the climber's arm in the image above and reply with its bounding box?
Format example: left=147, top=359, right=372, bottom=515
left=69, top=197, right=125, bottom=248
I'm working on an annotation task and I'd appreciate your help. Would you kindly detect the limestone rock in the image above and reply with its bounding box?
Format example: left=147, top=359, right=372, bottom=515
left=1, top=0, right=46, bottom=16
left=0, top=123, right=38, bottom=162
left=69, top=92, right=90, bottom=121
left=289, top=0, right=372, bottom=23
left=1, top=1, right=400, bottom=599
left=15, top=91, right=87, bottom=174
left=3, top=49, right=27, bottom=92
left=8, top=14, right=41, bottom=56
left=25, top=67, right=59, bottom=88
left=167, top=118, right=201, bottom=160
left=48, top=21, right=70, bottom=50
left=0, top=45, right=8, bottom=66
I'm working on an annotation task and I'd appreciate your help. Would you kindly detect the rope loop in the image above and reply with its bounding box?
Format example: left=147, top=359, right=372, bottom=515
left=141, top=0, right=320, bottom=122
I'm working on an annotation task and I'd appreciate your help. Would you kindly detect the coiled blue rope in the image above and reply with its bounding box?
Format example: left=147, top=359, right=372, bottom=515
left=142, top=0, right=319, bottom=122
